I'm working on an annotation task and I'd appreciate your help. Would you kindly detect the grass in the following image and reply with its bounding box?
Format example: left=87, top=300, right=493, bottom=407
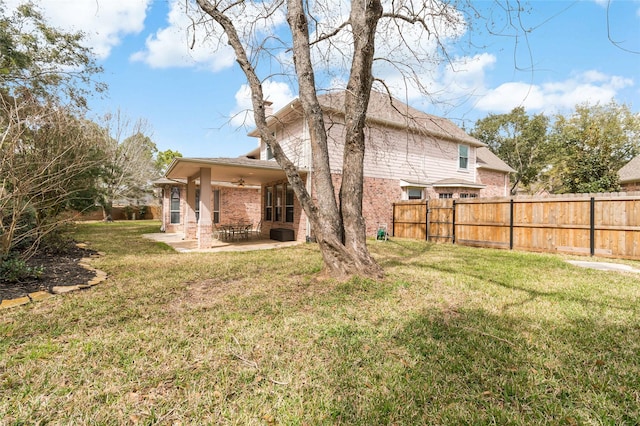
left=1, top=220, right=640, bottom=425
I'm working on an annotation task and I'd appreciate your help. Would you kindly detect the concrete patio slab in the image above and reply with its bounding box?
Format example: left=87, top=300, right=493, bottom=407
left=567, top=260, right=640, bottom=274
left=142, top=233, right=302, bottom=253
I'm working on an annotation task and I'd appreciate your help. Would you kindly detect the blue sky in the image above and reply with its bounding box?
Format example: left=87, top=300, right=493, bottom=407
left=6, top=0, right=639, bottom=158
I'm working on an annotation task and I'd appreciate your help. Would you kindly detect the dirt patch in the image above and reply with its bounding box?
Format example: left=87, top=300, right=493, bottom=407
left=0, top=243, right=98, bottom=302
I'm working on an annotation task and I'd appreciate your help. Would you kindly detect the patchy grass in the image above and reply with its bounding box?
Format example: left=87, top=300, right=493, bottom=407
left=1, top=221, right=639, bottom=424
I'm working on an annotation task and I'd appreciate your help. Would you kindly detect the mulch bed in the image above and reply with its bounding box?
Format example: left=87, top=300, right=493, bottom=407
left=0, top=243, right=98, bottom=302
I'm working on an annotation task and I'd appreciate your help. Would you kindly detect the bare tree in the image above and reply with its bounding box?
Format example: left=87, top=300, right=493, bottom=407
left=0, top=1, right=105, bottom=259
left=95, top=111, right=158, bottom=219
left=0, top=97, right=104, bottom=258
left=188, top=0, right=497, bottom=279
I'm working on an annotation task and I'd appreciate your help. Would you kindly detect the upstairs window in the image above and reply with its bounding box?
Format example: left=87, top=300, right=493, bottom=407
left=439, top=193, right=453, bottom=199
left=458, top=144, right=469, bottom=170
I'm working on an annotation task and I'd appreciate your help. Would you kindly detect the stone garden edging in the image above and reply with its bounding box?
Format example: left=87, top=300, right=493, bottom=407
left=0, top=248, right=107, bottom=311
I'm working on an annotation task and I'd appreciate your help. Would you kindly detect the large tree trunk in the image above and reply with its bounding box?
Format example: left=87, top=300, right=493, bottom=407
left=196, top=0, right=383, bottom=280
left=339, top=0, right=383, bottom=274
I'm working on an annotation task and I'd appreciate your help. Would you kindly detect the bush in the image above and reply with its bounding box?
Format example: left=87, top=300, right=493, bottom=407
left=0, top=256, right=43, bottom=282
left=40, top=224, right=76, bottom=254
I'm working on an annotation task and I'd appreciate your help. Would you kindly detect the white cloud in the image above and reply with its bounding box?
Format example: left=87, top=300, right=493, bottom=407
left=230, top=81, right=295, bottom=127
left=475, top=71, right=634, bottom=114
left=130, top=0, right=235, bottom=70
left=131, top=0, right=285, bottom=71
left=3, top=0, right=151, bottom=59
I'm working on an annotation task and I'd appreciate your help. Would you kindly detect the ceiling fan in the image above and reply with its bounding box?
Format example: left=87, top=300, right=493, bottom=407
left=233, top=178, right=246, bottom=187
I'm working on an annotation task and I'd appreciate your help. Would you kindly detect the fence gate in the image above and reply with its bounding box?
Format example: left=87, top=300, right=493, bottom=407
left=426, top=199, right=454, bottom=242
left=392, top=200, right=454, bottom=242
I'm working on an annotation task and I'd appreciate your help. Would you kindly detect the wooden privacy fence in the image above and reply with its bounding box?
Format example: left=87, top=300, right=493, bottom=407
left=392, top=193, right=640, bottom=260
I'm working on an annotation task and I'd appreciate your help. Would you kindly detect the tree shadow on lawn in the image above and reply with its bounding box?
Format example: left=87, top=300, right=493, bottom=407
left=319, top=307, right=640, bottom=425
left=415, top=260, right=639, bottom=314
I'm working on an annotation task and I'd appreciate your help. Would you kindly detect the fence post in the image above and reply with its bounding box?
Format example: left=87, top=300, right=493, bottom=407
left=425, top=200, right=429, bottom=241
left=452, top=200, right=456, bottom=244
left=509, top=199, right=514, bottom=250
left=590, top=197, right=595, bottom=257
left=392, top=203, right=396, bottom=237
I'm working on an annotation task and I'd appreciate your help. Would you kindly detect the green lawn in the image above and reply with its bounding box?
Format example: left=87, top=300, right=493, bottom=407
left=1, top=221, right=639, bottom=425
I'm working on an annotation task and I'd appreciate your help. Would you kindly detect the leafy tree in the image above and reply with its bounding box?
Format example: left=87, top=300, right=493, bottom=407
left=156, top=149, right=183, bottom=174
left=0, top=1, right=105, bottom=108
left=471, top=107, right=549, bottom=195
left=548, top=101, right=640, bottom=194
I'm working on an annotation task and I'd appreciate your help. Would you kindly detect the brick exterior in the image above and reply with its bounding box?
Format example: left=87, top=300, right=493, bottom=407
left=622, top=182, right=640, bottom=192
left=477, top=169, right=511, bottom=197
left=329, top=174, right=403, bottom=237
left=161, top=184, right=261, bottom=236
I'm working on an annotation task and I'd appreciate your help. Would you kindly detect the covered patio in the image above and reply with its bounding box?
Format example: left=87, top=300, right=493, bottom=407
left=161, top=157, right=308, bottom=249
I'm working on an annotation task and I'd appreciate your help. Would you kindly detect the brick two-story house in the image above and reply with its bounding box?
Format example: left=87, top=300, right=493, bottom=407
left=159, top=91, right=513, bottom=248
left=618, top=155, right=640, bottom=191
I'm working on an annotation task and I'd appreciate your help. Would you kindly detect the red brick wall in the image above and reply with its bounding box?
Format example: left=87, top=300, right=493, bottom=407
left=160, top=184, right=261, bottom=234
left=622, top=182, right=640, bottom=192
left=330, top=174, right=402, bottom=237
left=477, top=169, right=510, bottom=197
left=217, top=187, right=261, bottom=225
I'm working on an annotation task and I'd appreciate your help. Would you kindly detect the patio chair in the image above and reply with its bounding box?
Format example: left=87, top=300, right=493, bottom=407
left=212, top=224, right=224, bottom=241
left=250, top=220, right=262, bottom=239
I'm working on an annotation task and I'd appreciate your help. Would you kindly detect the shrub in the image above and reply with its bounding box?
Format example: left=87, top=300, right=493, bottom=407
left=0, top=256, right=43, bottom=282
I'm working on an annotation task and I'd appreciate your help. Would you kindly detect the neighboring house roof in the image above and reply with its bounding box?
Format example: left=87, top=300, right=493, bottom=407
left=476, top=147, right=515, bottom=173
left=618, top=156, right=640, bottom=183
left=249, top=90, right=486, bottom=147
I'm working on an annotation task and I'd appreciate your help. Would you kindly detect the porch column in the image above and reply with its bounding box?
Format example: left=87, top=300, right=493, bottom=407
left=185, top=175, right=198, bottom=240
left=198, top=167, right=213, bottom=249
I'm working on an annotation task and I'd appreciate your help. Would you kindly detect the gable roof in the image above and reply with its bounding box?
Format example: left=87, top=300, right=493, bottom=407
left=249, top=90, right=485, bottom=147
left=618, top=155, right=640, bottom=183
left=476, top=147, right=515, bottom=173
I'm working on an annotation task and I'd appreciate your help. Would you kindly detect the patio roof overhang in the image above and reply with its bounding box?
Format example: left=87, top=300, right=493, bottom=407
left=431, top=178, right=486, bottom=189
left=164, top=157, right=307, bottom=186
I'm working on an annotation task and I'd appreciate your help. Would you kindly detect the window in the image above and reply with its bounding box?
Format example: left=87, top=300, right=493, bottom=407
left=275, top=184, right=283, bottom=222
left=439, top=193, right=453, bottom=199
left=460, top=193, right=478, bottom=199
left=458, top=144, right=469, bottom=170
left=407, top=187, right=423, bottom=200
left=265, top=186, right=273, bottom=221
left=285, top=184, right=294, bottom=222
left=170, top=187, right=181, bottom=224
left=213, top=189, right=220, bottom=223
left=195, top=188, right=200, bottom=222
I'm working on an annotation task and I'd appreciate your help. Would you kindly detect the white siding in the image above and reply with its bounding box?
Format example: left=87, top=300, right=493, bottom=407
left=323, top=114, right=477, bottom=184
left=260, top=120, right=310, bottom=168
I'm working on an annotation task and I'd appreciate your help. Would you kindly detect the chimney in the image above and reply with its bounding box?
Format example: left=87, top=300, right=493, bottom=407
left=264, top=100, right=273, bottom=117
